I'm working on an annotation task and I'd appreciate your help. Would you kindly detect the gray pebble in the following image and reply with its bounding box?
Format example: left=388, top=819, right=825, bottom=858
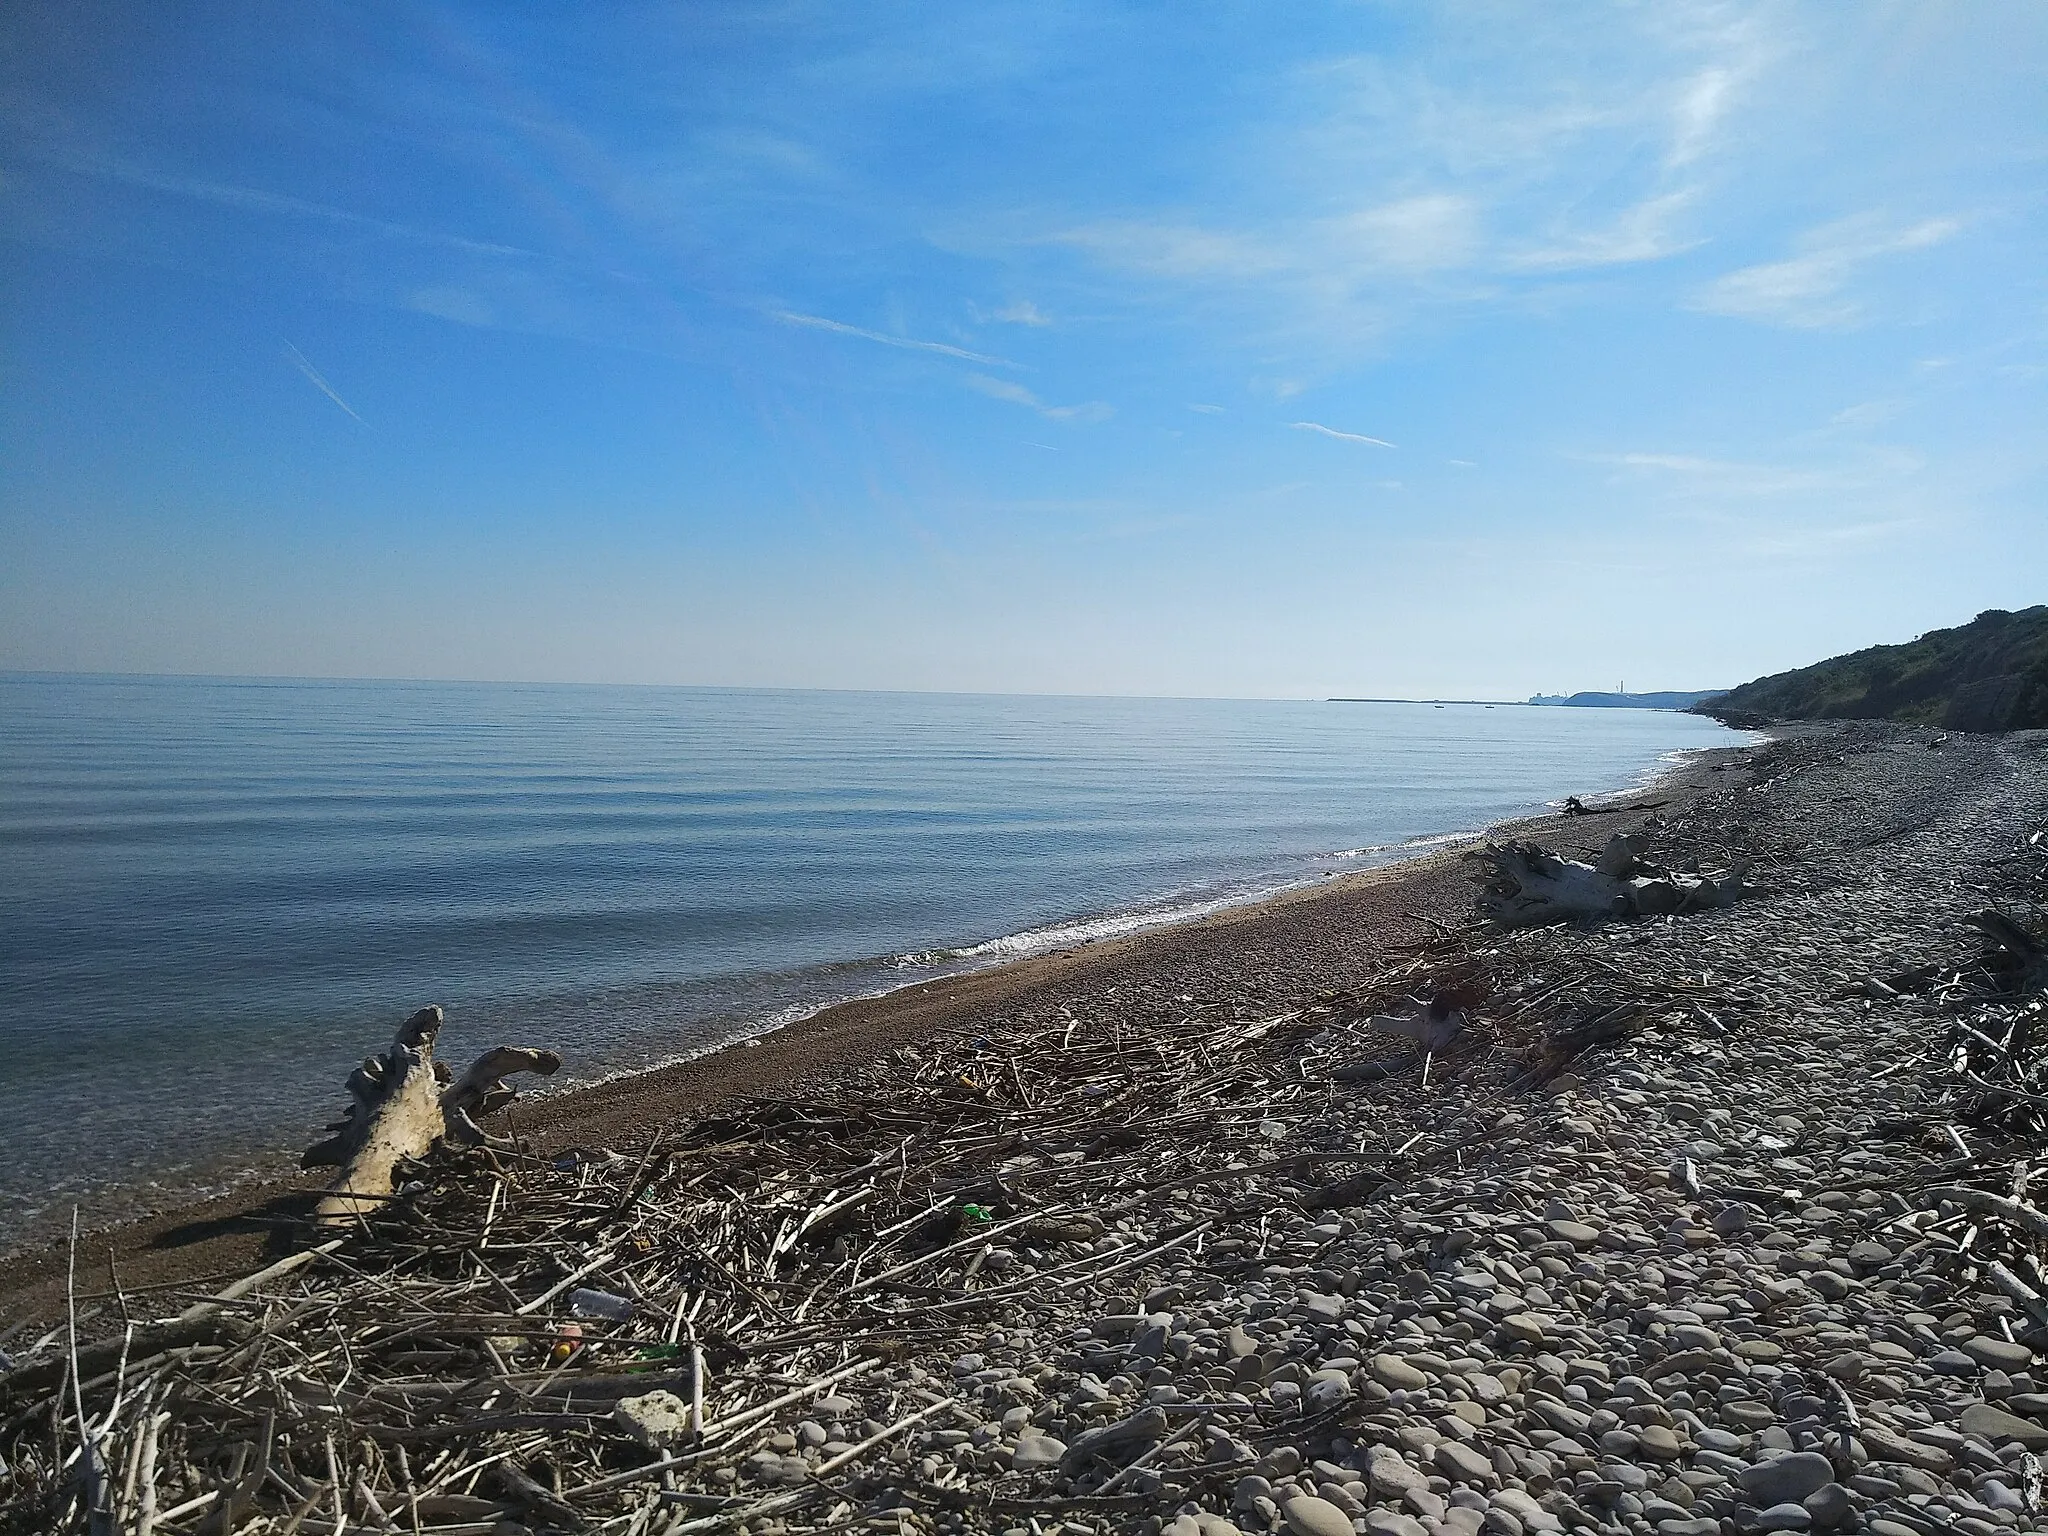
left=1737, top=1452, right=1833, bottom=1507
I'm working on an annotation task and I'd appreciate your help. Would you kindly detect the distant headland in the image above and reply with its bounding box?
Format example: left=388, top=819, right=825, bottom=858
left=1328, top=690, right=1726, bottom=710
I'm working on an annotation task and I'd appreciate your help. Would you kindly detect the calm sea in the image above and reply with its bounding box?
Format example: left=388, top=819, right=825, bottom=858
left=0, top=674, right=1742, bottom=1243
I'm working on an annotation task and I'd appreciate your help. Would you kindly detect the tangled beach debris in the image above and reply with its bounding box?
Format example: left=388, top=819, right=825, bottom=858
left=5, top=723, right=2048, bottom=1536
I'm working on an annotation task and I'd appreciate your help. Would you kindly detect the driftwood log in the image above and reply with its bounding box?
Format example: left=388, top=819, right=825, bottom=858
left=1469, top=833, right=1750, bottom=930
left=303, top=1005, right=560, bottom=1229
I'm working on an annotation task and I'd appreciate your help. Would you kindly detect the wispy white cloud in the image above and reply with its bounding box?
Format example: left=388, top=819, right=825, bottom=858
left=1660, top=9, right=1777, bottom=170
left=1739, top=517, right=1921, bottom=558
left=1829, top=399, right=1905, bottom=429
left=1588, top=437, right=1936, bottom=561
left=1583, top=444, right=1926, bottom=499
left=33, top=146, right=534, bottom=260
left=1596, top=451, right=1739, bottom=474
left=1585, top=450, right=1842, bottom=496
left=1667, top=66, right=1738, bottom=168
left=283, top=342, right=363, bottom=423
left=1049, top=221, right=1282, bottom=281
left=1692, top=214, right=1963, bottom=328
left=1507, top=190, right=1702, bottom=271
left=772, top=310, right=1017, bottom=366
left=974, top=299, right=1052, bottom=326
left=989, top=7, right=1794, bottom=349
left=1293, top=421, right=1396, bottom=448
left=1050, top=194, right=1479, bottom=292
left=408, top=287, right=496, bottom=327
left=1327, top=194, right=1481, bottom=273
left=1188, top=404, right=1226, bottom=414
left=964, top=373, right=1111, bottom=422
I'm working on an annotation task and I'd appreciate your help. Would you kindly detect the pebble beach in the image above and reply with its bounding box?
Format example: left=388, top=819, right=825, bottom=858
left=8, top=720, right=2048, bottom=1536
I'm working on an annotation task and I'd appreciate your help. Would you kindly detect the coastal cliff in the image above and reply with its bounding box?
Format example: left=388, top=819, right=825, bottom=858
left=1699, top=606, right=2048, bottom=732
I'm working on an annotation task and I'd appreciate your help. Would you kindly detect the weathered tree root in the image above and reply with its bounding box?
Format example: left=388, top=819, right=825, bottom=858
left=1468, top=833, right=1751, bottom=930
left=1970, top=909, right=2048, bottom=999
left=303, top=1005, right=561, bottom=1230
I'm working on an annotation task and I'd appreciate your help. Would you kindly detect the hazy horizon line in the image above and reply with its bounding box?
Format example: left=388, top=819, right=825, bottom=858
left=0, top=665, right=1721, bottom=707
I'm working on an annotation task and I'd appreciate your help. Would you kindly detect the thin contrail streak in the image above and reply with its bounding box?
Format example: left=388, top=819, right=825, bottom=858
left=770, top=310, right=1017, bottom=367
left=284, top=341, right=364, bottom=423
left=1291, top=420, right=1396, bottom=448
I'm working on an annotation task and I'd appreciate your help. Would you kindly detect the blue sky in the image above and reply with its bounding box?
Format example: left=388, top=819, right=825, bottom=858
left=3, top=2, right=2043, bottom=698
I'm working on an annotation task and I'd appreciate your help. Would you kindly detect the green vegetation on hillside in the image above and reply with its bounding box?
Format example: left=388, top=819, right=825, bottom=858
left=1699, top=606, right=2048, bottom=731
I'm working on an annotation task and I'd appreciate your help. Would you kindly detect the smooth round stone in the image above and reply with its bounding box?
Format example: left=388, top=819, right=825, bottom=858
left=1468, top=1373, right=1509, bottom=1405
left=1656, top=1521, right=1720, bottom=1536
left=1234, top=1475, right=1276, bottom=1511
left=1501, top=1314, right=1548, bottom=1344
left=1844, top=1241, right=1891, bottom=1270
left=1963, top=1336, right=2035, bottom=1371
left=1712, top=1207, right=1750, bottom=1238
left=1738, top=1452, right=1833, bottom=1507
left=1373, top=1354, right=1430, bottom=1390
left=1958, top=1402, right=2048, bottom=1450
left=1010, top=1433, right=1066, bottom=1469
left=1749, top=1502, right=1812, bottom=1532
left=1404, top=1487, right=1447, bottom=1519
left=1436, top=1441, right=1496, bottom=1484
left=1636, top=1424, right=1685, bottom=1461
left=1818, top=1351, right=1867, bottom=1381
left=1802, top=1483, right=1853, bottom=1529
left=1367, top=1447, right=1428, bottom=1497
left=1532, top=1399, right=1592, bottom=1435
left=1979, top=1481, right=2026, bottom=1513
left=1306, top=1372, right=1352, bottom=1410
left=1490, top=1490, right=1560, bottom=1532
left=1548, top=1220, right=1602, bottom=1246
left=1602, top=1463, right=1652, bottom=1492
left=1283, top=1495, right=1354, bottom=1536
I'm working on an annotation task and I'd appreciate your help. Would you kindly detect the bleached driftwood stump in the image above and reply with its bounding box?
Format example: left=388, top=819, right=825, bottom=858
left=1469, top=833, right=1751, bottom=930
left=303, top=1005, right=560, bottom=1229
